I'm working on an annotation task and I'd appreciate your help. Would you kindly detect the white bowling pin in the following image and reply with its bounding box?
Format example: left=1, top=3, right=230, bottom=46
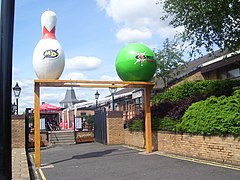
left=33, top=10, right=65, bottom=80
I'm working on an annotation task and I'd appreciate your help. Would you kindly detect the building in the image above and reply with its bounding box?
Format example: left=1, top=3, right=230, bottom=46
left=155, top=49, right=240, bottom=88
left=59, top=87, right=86, bottom=109
left=60, top=49, right=240, bottom=127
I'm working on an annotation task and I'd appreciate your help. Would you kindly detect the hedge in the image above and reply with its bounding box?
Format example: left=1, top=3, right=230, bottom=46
left=176, top=90, right=240, bottom=136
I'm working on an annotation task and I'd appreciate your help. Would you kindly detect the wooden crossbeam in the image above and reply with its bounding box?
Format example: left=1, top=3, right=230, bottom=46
left=34, top=79, right=154, bottom=168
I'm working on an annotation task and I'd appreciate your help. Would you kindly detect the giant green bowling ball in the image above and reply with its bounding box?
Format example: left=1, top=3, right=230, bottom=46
left=115, top=43, right=156, bottom=81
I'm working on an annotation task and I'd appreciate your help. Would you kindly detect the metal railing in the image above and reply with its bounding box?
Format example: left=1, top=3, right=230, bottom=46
left=47, top=122, right=59, bottom=144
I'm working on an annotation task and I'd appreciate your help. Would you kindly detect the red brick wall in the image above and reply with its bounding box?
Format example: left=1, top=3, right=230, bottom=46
left=158, top=132, right=240, bottom=165
left=123, top=130, right=240, bottom=165
left=106, top=111, right=125, bottom=145
left=173, top=71, right=205, bottom=87
left=12, top=115, right=25, bottom=148
left=28, top=132, right=48, bottom=147
left=124, top=131, right=158, bottom=151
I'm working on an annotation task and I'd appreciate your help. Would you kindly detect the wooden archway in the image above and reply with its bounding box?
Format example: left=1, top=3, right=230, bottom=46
left=34, top=79, right=154, bottom=167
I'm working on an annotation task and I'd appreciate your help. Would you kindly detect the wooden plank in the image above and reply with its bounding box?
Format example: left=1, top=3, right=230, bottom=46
left=34, top=79, right=155, bottom=88
left=34, top=83, right=41, bottom=168
left=144, top=86, right=152, bottom=153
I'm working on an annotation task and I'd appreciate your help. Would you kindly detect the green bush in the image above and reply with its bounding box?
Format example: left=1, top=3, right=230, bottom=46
left=176, top=90, right=240, bottom=136
left=152, top=80, right=240, bottom=105
left=128, top=119, right=144, bottom=132
left=157, top=117, right=180, bottom=132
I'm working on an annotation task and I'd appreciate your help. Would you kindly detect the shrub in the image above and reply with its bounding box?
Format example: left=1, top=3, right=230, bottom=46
left=152, top=80, right=240, bottom=105
left=176, top=90, right=240, bottom=136
left=151, top=101, right=174, bottom=118
left=128, top=119, right=144, bottom=132
left=126, top=113, right=145, bottom=132
left=152, top=94, right=205, bottom=120
left=157, top=117, right=180, bottom=132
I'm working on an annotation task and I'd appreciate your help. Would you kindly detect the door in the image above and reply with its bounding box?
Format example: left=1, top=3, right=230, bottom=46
left=94, top=108, right=107, bottom=144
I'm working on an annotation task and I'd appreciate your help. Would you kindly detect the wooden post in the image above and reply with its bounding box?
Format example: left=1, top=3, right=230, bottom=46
left=144, top=86, right=152, bottom=153
left=34, top=82, right=41, bottom=167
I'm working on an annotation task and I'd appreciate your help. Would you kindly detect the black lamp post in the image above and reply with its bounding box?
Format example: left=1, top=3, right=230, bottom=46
left=13, top=82, right=21, bottom=115
left=11, top=102, right=17, bottom=115
left=95, top=90, right=100, bottom=108
left=109, top=87, right=117, bottom=111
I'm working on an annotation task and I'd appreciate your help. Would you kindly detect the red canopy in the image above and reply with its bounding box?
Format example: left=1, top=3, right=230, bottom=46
left=32, top=103, right=61, bottom=111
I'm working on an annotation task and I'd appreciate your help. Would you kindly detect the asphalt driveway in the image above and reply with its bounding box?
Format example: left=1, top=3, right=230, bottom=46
left=37, top=143, right=240, bottom=180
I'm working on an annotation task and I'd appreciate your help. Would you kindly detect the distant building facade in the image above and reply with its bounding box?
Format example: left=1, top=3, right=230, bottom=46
left=59, top=49, right=240, bottom=129
left=155, top=49, right=240, bottom=88
left=59, top=87, right=86, bottom=109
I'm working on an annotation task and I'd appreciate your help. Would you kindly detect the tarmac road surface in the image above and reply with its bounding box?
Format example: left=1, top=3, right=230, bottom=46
left=35, top=143, right=240, bottom=180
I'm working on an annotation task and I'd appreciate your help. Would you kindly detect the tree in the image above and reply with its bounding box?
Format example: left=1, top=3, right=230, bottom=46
left=154, top=37, right=185, bottom=89
left=160, top=0, right=240, bottom=53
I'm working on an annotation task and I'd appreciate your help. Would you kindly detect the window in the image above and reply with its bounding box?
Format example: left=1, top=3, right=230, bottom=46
left=81, top=112, right=86, bottom=116
left=135, top=97, right=142, bottom=115
left=227, top=68, right=240, bottom=79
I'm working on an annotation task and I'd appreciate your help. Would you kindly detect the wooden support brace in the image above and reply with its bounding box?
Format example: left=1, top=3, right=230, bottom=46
left=34, top=83, right=41, bottom=168
left=144, top=86, right=152, bottom=153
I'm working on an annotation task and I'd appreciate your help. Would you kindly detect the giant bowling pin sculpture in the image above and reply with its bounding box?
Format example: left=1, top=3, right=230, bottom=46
left=33, top=10, right=65, bottom=80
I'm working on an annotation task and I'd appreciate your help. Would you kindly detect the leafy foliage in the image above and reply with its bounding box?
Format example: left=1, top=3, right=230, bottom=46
left=165, top=94, right=205, bottom=120
left=157, top=117, right=180, bottom=132
left=86, top=115, right=94, bottom=125
left=154, top=37, right=185, bottom=88
left=159, top=0, right=240, bottom=53
left=127, top=118, right=144, bottom=132
left=126, top=113, right=145, bottom=132
left=151, top=100, right=174, bottom=118
left=176, top=90, right=240, bottom=135
left=128, top=80, right=240, bottom=134
left=152, top=80, right=240, bottom=105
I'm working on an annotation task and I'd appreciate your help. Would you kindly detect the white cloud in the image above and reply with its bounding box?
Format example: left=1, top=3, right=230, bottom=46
left=41, top=91, right=65, bottom=105
left=100, top=75, right=120, bottom=81
left=96, top=0, right=108, bottom=9
left=116, top=28, right=152, bottom=43
left=105, top=0, right=161, bottom=25
left=61, top=72, right=87, bottom=80
left=97, top=0, right=183, bottom=43
left=65, top=56, right=102, bottom=71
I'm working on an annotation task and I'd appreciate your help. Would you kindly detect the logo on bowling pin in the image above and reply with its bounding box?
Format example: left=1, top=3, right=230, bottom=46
left=33, top=10, right=65, bottom=80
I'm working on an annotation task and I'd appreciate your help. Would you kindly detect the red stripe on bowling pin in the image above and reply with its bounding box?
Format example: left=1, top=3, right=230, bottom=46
left=42, top=26, right=56, bottom=39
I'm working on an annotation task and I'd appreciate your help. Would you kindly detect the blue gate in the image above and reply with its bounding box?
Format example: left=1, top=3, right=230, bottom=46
left=94, top=108, right=107, bottom=144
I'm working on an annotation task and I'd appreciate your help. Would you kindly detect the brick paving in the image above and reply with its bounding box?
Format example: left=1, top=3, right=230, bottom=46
left=12, top=148, right=30, bottom=180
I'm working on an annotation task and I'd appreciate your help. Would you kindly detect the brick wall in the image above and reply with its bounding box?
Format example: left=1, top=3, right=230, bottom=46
left=123, top=130, right=240, bottom=165
left=124, top=131, right=158, bottom=151
left=12, top=115, right=25, bottom=148
left=124, top=130, right=145, bottom=148
left=106, top=111, right=125, bottom=145
left=158, top=132, right=240, bottom=165
left=173, top=71, right=205, bottom=87
left=28, top=132, right=48, bottom=147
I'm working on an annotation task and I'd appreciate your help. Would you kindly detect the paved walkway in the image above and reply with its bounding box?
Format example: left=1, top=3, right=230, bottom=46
left=12, top=148, right=30, bottom=180
left=35, top=143, right=240, bottom=180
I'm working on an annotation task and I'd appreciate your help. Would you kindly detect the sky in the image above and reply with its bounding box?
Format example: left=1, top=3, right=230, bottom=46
left=12, top=0, right=182, bottom=113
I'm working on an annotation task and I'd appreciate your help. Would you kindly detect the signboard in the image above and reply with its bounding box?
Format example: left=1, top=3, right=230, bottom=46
left=75, top=117, right=82, bottom=129
left=40, top=118, right=46, bottom=130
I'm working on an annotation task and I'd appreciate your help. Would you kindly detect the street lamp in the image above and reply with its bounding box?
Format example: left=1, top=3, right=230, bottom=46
left=109, top=87, right=117, bottom=111
left=95, top=90, right=100, bottom=108
left=13, top=82, right=21, bottom=115
left=11, top=102, right=17, bottom=115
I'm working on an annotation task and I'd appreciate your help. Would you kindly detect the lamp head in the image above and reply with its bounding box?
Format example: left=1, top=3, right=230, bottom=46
left=95, top=90, right=100, bottom=100
left=13, top=82, right=21, bottom=98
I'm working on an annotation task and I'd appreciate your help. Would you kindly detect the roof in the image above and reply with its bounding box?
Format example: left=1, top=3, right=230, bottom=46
left=62, top=89, right=138, bottom=111
left=105, top=88, right=141, bottom=98
left=155, top=49, right=234, bottom=88
left=60, top=87, right=81, bottom=104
